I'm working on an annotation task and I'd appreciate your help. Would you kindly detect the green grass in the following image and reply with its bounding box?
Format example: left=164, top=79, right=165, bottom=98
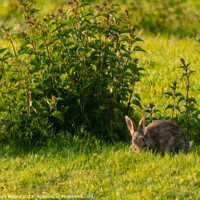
left=134, top=34, right=200, bottom=115
left=0, top=138, right=200, bottom=199
left=1, top=1, right=200, bottom=199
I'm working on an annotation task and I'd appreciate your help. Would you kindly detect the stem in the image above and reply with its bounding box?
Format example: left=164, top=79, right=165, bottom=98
left=30, top=39, right=38, bottom=62
left=25, top=67, right=32, bottom=117
left=108, top=93, right=114, bottom=126
left=18, top=0, right=38, bottom=61
left=44, top=37, right=54, bottom=92
left=0, top=26, right=17, bottom=58
left=172, top=81, right=176, bottom=120
left=181, top=58, right=191, bottom=136
left=172, top=97, right=175, bottom=119
left=126, top=82, right=135, bottom=116
left=184, top=61, right=190, bottom=136
left=4, top=79, right=12, bottom=121
left=186, top=74, right=190, bottom=136
left=82, top=56, right=86, bottom=100
left=10, top=37, right=17, bottom=58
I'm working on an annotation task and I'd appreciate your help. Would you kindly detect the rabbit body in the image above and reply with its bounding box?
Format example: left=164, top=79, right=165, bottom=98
left=143, top=119, right=189, bottom=153
left=125, top=116, right=192, bottom=154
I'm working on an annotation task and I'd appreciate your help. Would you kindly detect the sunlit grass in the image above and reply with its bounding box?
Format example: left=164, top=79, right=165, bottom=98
left=0, top=1, right=200, bottom=198
left=134, top=34, right=200, bottom=115
left=0, top=139, right=200, bottom=199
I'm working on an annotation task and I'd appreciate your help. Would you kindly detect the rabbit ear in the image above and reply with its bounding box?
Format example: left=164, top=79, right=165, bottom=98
left=125, top=116, right=137, bottom=136
left=138, top=115, right=146, bottom=134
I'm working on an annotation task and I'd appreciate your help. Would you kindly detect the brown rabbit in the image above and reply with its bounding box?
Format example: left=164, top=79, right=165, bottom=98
left=125, top=115, right=193, bottom=154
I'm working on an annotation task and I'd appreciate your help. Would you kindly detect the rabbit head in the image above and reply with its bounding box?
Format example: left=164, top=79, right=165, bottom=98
left=125, top=115, right=150, bottom=152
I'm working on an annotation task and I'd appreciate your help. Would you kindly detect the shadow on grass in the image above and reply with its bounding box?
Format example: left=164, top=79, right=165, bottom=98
left=0, top=132, right=198, bottom=159
left=0, top=134, right=131, bottom=159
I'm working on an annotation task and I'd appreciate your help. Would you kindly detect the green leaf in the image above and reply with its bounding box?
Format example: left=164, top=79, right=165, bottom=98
left=48, top=24, right=57, bottom=34
left=175, top=92, right=183, bottom=97
left=80, top=3, right=90, bottom=7
left=52, top=111, right=64, bottom=122
left=165, top=92, right=173, bottom=97
left=133, top=46, right=146, bottom=53
left=60, top=20, right=74, bottom=27
left=181, top=73, right=188, bottom=77
left=134, top=37, right=144, bottom=43
left=89, top=41, right=100, bottom=50
left=121, top=96, right=129, bottom=101
left=120, top=36, right=130, bottom=43
left=134, top=93, right=141, bottom=101
left=175, top=105, right=181, bottom=112
left=0, top=48, right=7, bottom=54
left=122, top=71, right=133, bottom=77
left=186, top=63, right=191, bottom=67
left=132, top=99, right=142, bottom=109
left=154, top=109, right=161, bottom=113
left=165, top=104, right=173, bottom=110
left=179, top=66, right=185, bottom=69
left=189, top=97, right=197, bottom=105
left=144, top=109, right=151, bottom=113
left=0, top=52, right=13, bottom=61
left=18, top=46, right=34, bottom=55
left=189, top=70, right=195, bottom=74
left=0, top=105, right=7, bottom=112
left=120, top=28, right=131, bottom=34
left=178, top=96, right=185, bottom=104
left=149, top=103, right=155, bottom=108
left=122, top=53, right=130, bottom=58
left=109, top=25, right=119, bottom=32
left=137, top=67, right=146, bottom=71
left=127, top=63, right=136, bottom=71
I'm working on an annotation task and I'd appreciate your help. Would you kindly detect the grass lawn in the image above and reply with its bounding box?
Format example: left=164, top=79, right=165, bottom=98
left=0, top=21, right=200, bottom=200
left=0, top=1, right=200, bottom=199
left=0, top=137, right=200, bottom=199
left=134, top=34, right=200, bottom=114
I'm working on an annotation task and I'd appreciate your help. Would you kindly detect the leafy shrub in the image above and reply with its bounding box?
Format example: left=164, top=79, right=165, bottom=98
left=0, top=0, right=145, bottom=145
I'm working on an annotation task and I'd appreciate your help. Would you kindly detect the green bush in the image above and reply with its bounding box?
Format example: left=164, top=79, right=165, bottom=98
left=0, top=0, right=145, bottom=145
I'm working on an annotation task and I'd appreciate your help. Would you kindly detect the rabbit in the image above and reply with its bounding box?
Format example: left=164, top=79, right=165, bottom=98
left=125, top=115, right=193, bottom=154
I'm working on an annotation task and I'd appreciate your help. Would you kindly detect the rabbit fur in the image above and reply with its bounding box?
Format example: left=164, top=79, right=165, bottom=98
left=125, top=115, right=193, bottom=154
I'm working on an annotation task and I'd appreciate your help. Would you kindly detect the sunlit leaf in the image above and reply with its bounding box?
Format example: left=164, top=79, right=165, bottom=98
left=133, top=46, right=146, bottom=52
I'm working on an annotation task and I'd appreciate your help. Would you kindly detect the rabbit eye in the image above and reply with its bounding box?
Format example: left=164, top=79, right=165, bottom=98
left=141, top=137, right=145, bottom=142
